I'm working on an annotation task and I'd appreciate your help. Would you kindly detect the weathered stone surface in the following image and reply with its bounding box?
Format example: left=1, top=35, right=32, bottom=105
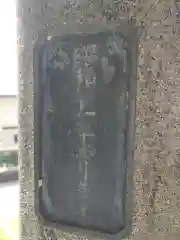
left=18, top=0, right=180, bottom=239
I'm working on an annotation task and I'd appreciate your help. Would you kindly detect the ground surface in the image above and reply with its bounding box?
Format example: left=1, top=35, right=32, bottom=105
left=0, top=182, right=19, bottom=240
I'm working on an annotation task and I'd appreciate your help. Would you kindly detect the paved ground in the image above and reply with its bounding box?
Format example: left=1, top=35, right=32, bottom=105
left=0, top=181, right=19, bottom=239
left=0, top=181, right=19, bottom=220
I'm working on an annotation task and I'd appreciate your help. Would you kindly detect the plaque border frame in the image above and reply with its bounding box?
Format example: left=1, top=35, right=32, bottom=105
left=33, top=20, right=138, bottom=240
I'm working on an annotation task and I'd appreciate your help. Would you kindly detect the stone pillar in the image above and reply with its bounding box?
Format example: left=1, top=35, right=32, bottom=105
left=18, top=0, right=180, bottom=239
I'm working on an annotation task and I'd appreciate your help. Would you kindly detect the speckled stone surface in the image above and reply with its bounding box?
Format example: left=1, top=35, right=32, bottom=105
left=18, top=0, right=180, bottom=239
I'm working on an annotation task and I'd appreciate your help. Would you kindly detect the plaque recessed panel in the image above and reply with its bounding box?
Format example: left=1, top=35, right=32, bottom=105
left=35, top=28, right=136, bottom=235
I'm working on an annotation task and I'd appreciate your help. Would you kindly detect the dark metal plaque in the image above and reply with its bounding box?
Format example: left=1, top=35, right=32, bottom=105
left=34, top=25, right=137, bottom=236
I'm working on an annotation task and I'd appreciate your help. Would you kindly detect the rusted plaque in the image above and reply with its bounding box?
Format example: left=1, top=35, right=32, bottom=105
left=34, top=24, right=137, bottom=237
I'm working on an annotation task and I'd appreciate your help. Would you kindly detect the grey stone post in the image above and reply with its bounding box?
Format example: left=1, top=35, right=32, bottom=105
left=18, top=0, right=180, bottom=239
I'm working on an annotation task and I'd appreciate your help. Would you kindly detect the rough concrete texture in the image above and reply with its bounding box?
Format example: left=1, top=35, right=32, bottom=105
left=18, top=0, right=180, bottom=239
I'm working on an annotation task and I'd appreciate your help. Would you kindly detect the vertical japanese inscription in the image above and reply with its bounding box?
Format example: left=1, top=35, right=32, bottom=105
left=40, top=31, right=129, bottom=233
left=73, top=44, right=97, bottom=217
